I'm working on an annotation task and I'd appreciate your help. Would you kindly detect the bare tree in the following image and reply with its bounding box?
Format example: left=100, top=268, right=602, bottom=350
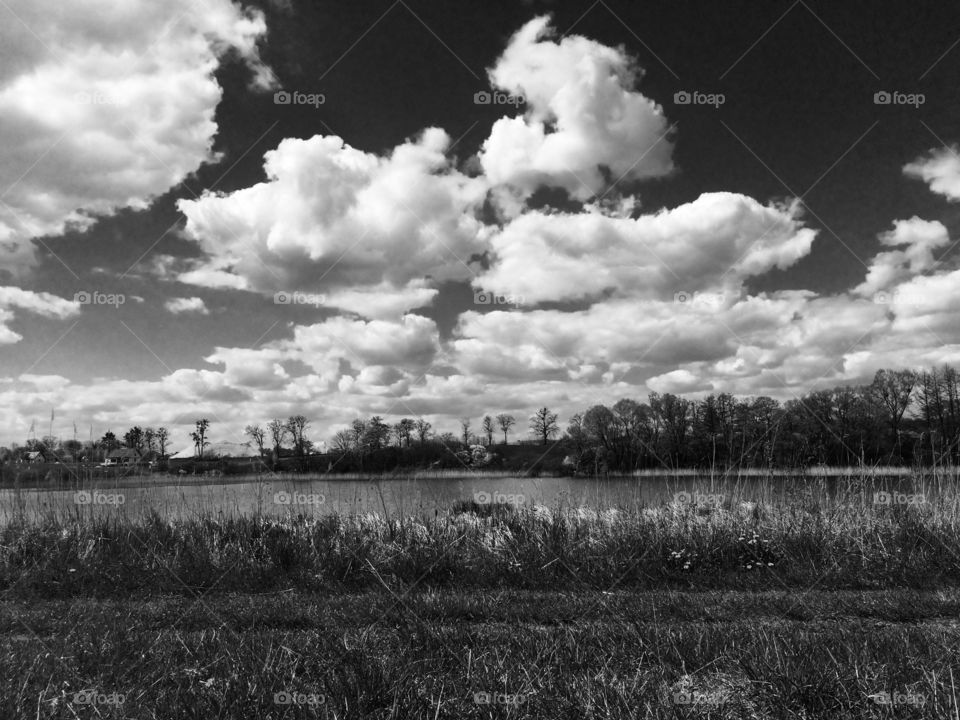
left=414, top=418, right=432, bottom=444
left=244, top=424, right=266, bottom=457
left=268, top=418, right=287, bottom=461
left=869, top=369, right=917, bottom=457
left=496, top=414, right=516, bottom=444
left=529, top=407, right=560, bottom=446
left=481, top=415, right=495, bottom=446
left=286, top=415, right=311, bottom=459
left=190, top=419, right=210, bottom=459
left=331, top=430, right=353, bottom=453
left=460, top=417, right=471, bottom=446
left=156, top=427, right=169, bottom=458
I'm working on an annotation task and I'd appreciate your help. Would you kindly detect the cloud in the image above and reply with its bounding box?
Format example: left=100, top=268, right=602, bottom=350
left=0, top=286, right=78, bottom=344
left=854, top=217, right=950, bottom=296
left=476, top=193, right=816, bottom=304
left=176, top=129, right=489, bottom=315
left=164, top=297, right=209, bottom=315
left=0, top=0, right=272, bottom=272
left=478, top=15, right=674, bottom=201
left=904, top=146, right=960, bottom=201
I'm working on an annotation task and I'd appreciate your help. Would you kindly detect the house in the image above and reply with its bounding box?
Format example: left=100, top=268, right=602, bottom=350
left=23, top=449, right=52, bottom=464
left=103, top=448, right=142, bottom=467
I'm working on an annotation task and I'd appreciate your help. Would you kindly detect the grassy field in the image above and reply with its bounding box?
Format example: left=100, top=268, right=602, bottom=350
left=3, top=482, right=960, bottom=718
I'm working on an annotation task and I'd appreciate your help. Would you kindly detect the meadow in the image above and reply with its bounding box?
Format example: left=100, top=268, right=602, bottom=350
left=2, top=475, right=960, bottom=717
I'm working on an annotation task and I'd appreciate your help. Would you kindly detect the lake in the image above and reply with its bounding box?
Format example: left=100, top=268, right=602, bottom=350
left=0, top=470, right=952, bottom=523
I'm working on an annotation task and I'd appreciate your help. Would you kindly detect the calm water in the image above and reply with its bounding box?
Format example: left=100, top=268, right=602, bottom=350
left=0, top=471, right=950, bottom=523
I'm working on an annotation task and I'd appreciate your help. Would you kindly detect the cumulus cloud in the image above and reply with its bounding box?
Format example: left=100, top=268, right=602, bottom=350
left=478, top=15, right=674, bottom=201
left=854, top=217, right=950, bottom=296
left=164, top=297, right=209, bottom=315
left=176, top=129, right=489, bottom=314
left=0, top=0, right=271, bottom=272
left=476, top=193, right=816, bottom=304
left=0, top=286, right=78, bottom=344
left=904, top=146, right=960, bottom=201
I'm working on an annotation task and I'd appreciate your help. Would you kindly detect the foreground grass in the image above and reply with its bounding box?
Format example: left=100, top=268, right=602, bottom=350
left=4, top=493, right=960, bottom=717
left=4, top=494, right=960, bottom=596
left=3, top=589, right=960, bottom=718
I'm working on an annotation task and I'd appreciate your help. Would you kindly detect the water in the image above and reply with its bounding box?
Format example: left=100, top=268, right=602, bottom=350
left=0, top=471, right=950, bottom=524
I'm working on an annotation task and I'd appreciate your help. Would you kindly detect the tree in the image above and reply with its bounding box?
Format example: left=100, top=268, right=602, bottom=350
left=286, top=415, right=310, bottom=459
left=123, top=426, right=145, bottom=452
left=156, top=427, right=170, bottom=458
left=394, top=418, right=415, bottom=447
left=414, top=418, right=432, bottom=444
left=869, top=369, right=917, bottom=459
left=245, top=424, right=266, bottom=456
left=268, top=418, right=288, bottom=460
left=496, top=414, right=516, bottom=444
left=350, top=419, right=367, bottom=449
left=190, top=419, right=210, bottom=459
left=481, top=416, right=495, bottom=446
left=529, top=407, right=560, bottom=445
left=100, top=431, right=119, bottom=452
left=459, top=417, right=471, bottom=446
left=143, top=428, right=157, bottom=454
left=364, top=416, right=390, bottom=450
left=331, top=430, right=353, bottom=453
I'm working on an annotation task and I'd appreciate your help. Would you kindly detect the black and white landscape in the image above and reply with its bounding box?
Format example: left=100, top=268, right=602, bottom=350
left=2, top=2, right=960, bottom=718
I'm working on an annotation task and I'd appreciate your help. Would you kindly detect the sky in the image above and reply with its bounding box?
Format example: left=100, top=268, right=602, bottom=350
left=1, top=0, right=960, bottom=449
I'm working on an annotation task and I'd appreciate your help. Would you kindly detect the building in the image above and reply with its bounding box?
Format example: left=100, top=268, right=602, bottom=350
left=103, top=448, right=142, bottom=467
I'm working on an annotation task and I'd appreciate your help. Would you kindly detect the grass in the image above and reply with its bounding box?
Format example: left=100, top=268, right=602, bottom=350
left=4, top=478, right=960, bottom=717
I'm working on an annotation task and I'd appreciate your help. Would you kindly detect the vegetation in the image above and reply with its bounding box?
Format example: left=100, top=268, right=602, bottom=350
left=3, top=479, right=960, bottom=718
